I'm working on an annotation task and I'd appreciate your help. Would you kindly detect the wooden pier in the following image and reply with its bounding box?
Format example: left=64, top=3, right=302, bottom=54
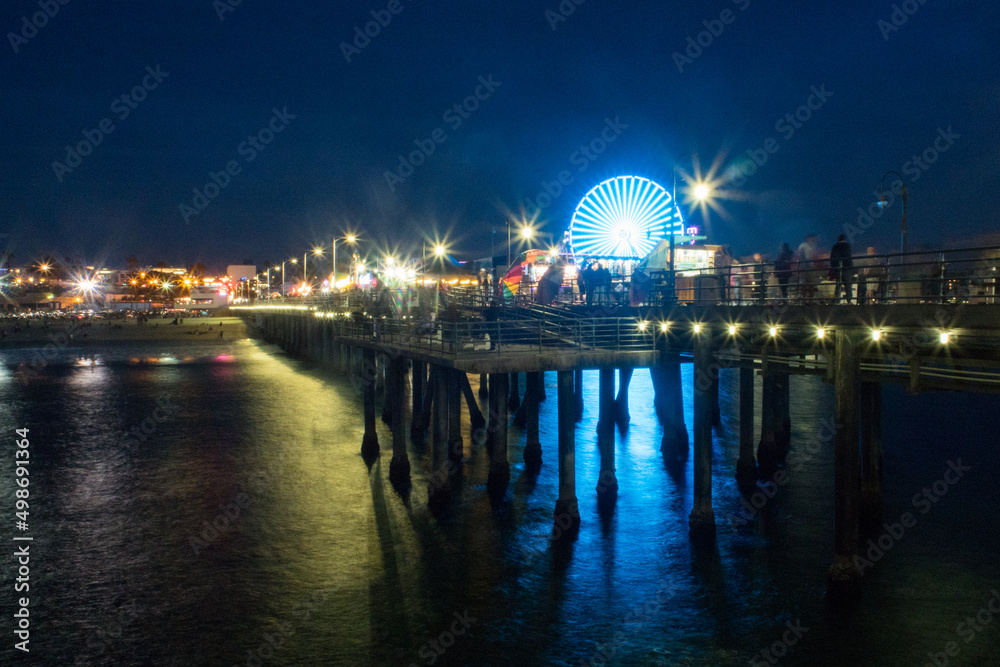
left=237, top=298, right=1000, bottom=604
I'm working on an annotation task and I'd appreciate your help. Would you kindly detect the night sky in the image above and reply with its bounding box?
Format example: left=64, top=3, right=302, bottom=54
left=3, top=0, right=998, bottom=271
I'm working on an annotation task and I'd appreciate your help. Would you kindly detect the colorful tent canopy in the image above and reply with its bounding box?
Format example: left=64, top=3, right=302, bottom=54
left=500, top=249, right=554, bottom=303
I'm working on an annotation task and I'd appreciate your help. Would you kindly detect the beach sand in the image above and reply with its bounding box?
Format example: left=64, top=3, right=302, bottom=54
left=0, top=315, right=248, bottom=349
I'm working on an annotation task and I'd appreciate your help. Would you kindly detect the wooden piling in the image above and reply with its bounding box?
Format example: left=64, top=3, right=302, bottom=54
left=388, top=356, right=410, bottom=487
left=361, top=348, right=380, bottom=463
left=459, top=373, right=486, bottom=432
left=658, top=353, right=690, bottom=460
left=573, top=368, right=584, bottom=421
left=419, top=366, right=434, bottom=440
left=447, top=369, right=463, bottom=470
left=429, top=366, right=451, bottom=511
left=828, top=332, right=862, bottom=604
left=689, top=331, right=716, bottom=544
left=380, top=358, right=393, bottom=426
left=615, top=366, right=633, bottom=428
left=757, top=362, right=780, bottom=476
left=523, top=371, right=542, bottom=469
left=597, top=368, right=618, bottom=504
left=709, top=364, right=722, bottom=429
left=487, top=373, right=510, bottom=501
left=410, top=361, right=426, bottom=438
left=555, top=370, right=580, bottom=532
left=860, top=381, right=883, bottom=532
left=508, top=372, right=521, bottom=412
left=775, top=371, right=791, bottom=461
left=737, top=357, right=757, bottom=482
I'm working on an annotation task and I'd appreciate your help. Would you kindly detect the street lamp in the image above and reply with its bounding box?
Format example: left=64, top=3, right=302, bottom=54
left=878, top=170, right=908, bottom=256
left=282, top=258, right=298, bottom=298
left=506, top=220, right=534, bottom=268
left=671, top=153, right=697, bottom=302
left=332, top=234, right=357, bottom=292
left=306, top=247, right=323, bottom=293
left=670, top=154, right=713, bottom=302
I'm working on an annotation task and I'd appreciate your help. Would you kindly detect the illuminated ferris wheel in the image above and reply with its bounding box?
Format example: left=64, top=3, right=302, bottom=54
left=568, top=175, right=682, bottom=258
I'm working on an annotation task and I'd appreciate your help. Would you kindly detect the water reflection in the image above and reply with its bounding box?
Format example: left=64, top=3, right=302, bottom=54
left=1, top=338, right=998, bottom=666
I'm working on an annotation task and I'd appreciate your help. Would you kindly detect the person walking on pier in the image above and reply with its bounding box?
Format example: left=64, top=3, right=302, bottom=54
left=796, top=233, right=819, bottom=304
left=752, top=252, right=767, bottom=304
left=715, top=247, right=733, bottom=304
left=595, top=261, right=612, bottom=306
left=829, top=234, right=854, bottom=304
left=580, top=262, right=598, bottom=306
left=856, top=246, right=884, bottom=304
left=774, top=243, right=794, bottom=303
left=577, top=261, right=589, bottom=305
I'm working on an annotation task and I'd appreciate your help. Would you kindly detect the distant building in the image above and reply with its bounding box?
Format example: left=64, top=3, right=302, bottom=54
left=226, top=265, right=256, bottom=281
left=175, top=286, right=229, bottom=311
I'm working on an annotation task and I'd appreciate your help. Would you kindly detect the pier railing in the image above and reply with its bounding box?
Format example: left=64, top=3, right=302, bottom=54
left=252, top=245, right=1000, bottom=312
left=488, top=245, right=1000, bottom=309
left=320, top=315, right=655, bottom=359
left=647, top=245, right=1000, bottom=307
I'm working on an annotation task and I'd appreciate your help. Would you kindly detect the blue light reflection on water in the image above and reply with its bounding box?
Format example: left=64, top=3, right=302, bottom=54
left=0, top=338, right=997, bottom=666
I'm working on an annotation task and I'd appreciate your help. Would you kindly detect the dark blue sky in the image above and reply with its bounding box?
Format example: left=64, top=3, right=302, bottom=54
left=2, top=0, right=998, bottom=270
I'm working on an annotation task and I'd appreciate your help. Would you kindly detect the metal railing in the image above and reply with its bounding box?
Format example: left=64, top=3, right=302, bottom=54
left=646, top=245, right=1000, bottom=307
left=254, top=245, right=1000, bottom=311
left=321, top=315, right=655, bottom=358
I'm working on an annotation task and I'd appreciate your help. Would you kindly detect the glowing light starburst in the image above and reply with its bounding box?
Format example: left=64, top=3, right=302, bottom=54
left=569, top=176, right=681, bottom=258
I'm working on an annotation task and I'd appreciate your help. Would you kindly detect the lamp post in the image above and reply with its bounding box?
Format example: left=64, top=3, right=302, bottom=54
left=307, top=247, right=324, bottom=294
left=332, top=234, right=357, bottom=292
left=507, top=220, right=512, bottom=268
left=506, top=220, right=534, bottom=269
left=671, top=153, right=698, bottom=303
left=879, top=171, right=908, bottom=256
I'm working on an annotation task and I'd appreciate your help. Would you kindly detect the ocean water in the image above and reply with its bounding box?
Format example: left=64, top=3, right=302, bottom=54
left=0, top=335, right=998, bottom=666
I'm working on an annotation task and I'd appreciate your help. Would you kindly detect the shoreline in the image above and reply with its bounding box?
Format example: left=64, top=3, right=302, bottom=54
left=0, top=316, right=247, bottom=350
